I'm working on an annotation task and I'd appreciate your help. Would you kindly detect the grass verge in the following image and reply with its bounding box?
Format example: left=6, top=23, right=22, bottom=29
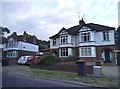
left=25, top=68, right=118, bottom=87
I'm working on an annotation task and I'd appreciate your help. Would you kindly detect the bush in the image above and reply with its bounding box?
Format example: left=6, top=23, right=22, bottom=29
left=66, top=55, right=78, bottom=62
left=41, top=55, right=59, bottom=65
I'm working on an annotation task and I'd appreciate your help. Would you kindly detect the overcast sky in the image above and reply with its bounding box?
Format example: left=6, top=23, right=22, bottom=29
left=1, top=0, right=119, bottom=41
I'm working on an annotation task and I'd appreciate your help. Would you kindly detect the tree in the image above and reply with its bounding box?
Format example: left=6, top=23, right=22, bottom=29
left=0, top=27, right=10, bottom=35
left=116, top=26, right=120, bottom=65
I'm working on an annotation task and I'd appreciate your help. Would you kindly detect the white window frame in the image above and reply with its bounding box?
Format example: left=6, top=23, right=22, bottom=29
left=60, top=35, right=68, bottom=44
left=7, top=51, right=17, bottom=58
left=80, top=32, right=91, bottom=42
left=59, top=48, right=72, bottom=57
left=53, top=38, right=56, bottom=46
left=79, top=47, right=96, bottom=57
left=103, top=31, right=109, bottom=41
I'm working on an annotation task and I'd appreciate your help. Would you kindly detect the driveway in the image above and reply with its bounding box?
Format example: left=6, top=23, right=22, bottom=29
left=102, top=66, right=118, bottom=77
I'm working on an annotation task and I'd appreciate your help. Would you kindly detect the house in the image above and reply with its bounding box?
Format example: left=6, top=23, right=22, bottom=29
left=49, top=18, right=116, bottom=64
left=3, top=31, right=39, bottom=64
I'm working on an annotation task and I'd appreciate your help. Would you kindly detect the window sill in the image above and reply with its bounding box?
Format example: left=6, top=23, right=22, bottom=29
left=59, top=56, right=69, bottom=57
left=52, top=45, right=57, bottom=46
left=79, top=41, right=95, bottom=43
left=59, top=43, right=72, bottom=45
left=102, top=40, right=110, bottom=42
left=79, top=56, right=96, bottom=57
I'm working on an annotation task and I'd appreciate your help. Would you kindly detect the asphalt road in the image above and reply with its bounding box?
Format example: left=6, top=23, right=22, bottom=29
left=2, top=72, right=86, bottom=87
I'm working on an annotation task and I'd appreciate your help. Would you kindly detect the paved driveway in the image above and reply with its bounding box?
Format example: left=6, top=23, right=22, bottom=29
left=102, top=66, right=118, bottom=77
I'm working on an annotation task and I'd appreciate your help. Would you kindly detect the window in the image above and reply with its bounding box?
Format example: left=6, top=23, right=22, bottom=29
left=7, top=41, right=18, bottom=48
left=7, top=51, right=17, bottom=58
left=53, top=38, right=56, bottom=46
left=60, top=35, right=68, bottom=44
left=80, top=32, right=90, bottom=42
left=60, top=48, right=68, bottom=57
left=59, top=48, right=72, bottom=57
left=103, top=31, right=109, bottom=41
left=80, top=47, right=92, bottom=57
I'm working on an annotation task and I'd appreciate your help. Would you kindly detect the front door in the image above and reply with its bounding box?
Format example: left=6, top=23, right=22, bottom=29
left=104, top=49, right=110, bottom=62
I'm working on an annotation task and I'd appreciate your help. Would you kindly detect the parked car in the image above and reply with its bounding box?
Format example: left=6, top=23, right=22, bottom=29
left=18, top=56, right=33, bottom=65
left=34, top=56, right=41, bottom=64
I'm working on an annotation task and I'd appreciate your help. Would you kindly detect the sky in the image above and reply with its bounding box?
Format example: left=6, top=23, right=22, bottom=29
left=1, top=0, right=119, bottom=41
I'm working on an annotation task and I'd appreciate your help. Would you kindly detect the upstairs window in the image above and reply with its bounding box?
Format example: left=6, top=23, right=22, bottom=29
left=6, top=41, right=18, bottom=48
left=103, top=31, right=109, bottom=41
left=53, top=38, right=56, bottom=46
left=80, top=32, right=90, bottom=42
left=60, top=35, right=68, bottom=44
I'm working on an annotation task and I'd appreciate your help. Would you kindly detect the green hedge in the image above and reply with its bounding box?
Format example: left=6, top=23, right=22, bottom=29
left=41, top=55, right=59, bottom=65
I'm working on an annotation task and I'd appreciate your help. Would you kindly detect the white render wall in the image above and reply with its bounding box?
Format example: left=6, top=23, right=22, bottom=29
left=4, top=41, right=39, bottom=52
left=50, top=29, right=115, bottom=49
left=20, top=42, right=38, bottom=52
left=95, top=30, right=115, bottom=46
left=0, top=44, right=3, bottom=49
left=50, top=38, right=59, bottom=49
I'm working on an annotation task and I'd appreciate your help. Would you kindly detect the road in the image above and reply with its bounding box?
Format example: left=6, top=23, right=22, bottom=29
left=2, top=72, right=86, bottom=87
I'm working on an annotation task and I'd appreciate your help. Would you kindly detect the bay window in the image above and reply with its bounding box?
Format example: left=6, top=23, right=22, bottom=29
left=80, top=32, right=91, bottom=42
left=60, top=35, right=68, bottom=44
left=60, top=35, right=71, bottom=44
left=59, top=48, right=72, bottom=57
left=79, top=47, right=96, bottom=57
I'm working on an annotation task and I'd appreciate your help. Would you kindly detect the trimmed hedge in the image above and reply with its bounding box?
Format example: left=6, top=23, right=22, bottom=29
left=41, top=55, right=59, bottom=65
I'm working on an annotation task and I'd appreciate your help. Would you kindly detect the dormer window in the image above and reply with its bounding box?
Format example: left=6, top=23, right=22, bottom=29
left=53, top=38, right=56, bottom=46
left=80, top=32, right=91, bottom=42
left=103, top=31, right=109, bottom=41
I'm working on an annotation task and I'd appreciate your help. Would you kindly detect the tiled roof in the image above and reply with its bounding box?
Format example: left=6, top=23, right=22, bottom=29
left=49, top=20, right=115, bottom=38
left=85, top=23, right=115, bottom=31
left=67, top=25, right=82, bottom=35
left=8, top=32, right=37, bottom=44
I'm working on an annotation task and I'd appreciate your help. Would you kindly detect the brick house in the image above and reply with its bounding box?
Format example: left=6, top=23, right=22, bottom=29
left=3, top=31, right=39, bottom=64
left=49, top=18, right=116, bottom=64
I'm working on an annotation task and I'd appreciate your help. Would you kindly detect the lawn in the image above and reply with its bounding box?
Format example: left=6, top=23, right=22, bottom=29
left=25, top=68, right=118, bottom=87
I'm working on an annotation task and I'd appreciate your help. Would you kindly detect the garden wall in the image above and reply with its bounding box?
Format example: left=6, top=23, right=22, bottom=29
left=30, top=63, right=93, bottom=74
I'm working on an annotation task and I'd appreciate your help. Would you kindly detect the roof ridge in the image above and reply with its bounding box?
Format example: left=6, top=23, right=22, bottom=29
left=87, top=23, right=115, bottom=28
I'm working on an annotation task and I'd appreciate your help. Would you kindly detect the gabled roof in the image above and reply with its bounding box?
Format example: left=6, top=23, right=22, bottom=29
left=67, top=25, right=81, bottom=35
left=49, top=19, right=115, bottom=39
left=7, top=31, right=37, bottom=44
left=85, top=23, right=115, bottom=31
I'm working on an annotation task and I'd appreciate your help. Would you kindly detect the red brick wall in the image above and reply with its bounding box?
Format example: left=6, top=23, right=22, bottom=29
left=30, top=63, right=93, bottom=74
left=96, top=45, right=115, bottom=64
left=73, top=47, right=79, bottom=58
left=79, top=57, right=96, bottom=61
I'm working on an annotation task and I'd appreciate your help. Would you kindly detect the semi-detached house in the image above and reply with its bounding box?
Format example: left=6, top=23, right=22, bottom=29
left=49, top=18, right=116, bottom=64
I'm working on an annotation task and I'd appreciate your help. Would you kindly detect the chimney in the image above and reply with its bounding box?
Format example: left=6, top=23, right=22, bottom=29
left=23, top=31, right=27, bottom=42
left=79, top=18, right=85, bottom=26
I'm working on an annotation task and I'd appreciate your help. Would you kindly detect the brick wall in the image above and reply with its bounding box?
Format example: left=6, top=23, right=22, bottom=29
left=30, top=63, right=93, bottom=74
left=96, top=45, right=115, bottom=64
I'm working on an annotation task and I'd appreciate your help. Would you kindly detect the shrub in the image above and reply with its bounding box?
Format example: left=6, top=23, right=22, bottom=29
left=41, top=55, right=59, bottom=65
left=66, top=55, right=78, bottom=62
